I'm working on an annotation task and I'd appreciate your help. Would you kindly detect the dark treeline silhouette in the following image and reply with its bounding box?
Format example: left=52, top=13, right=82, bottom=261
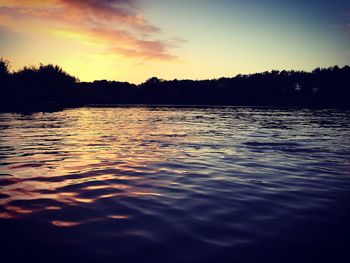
left=1, top=58, right=349, bottom=111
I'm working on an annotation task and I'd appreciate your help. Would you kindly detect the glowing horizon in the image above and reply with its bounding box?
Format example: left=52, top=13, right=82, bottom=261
left=1, top=0, right=350, bottom=83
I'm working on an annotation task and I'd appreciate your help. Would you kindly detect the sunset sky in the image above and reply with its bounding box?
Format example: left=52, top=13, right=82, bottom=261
left=1, top=0, right=349, bottom=83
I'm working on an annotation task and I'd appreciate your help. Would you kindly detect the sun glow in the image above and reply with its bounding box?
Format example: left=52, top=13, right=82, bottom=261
left=0, top=0, right=349, bottom=82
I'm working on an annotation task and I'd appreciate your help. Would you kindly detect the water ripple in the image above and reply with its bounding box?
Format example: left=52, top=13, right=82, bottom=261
left=1, top=107, right=350, bottom=262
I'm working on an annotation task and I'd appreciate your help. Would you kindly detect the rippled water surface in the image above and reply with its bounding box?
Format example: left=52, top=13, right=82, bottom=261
left=1, top=107, right=350, bottom=263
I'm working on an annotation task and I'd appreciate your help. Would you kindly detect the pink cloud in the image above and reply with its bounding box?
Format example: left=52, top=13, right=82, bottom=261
left=59, top=0, right=160, bottom=33
left=0, top=0, right=179, bottom=60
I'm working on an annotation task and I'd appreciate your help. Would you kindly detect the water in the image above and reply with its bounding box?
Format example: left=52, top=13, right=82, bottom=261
left=0, top=107, right=350, bottom=263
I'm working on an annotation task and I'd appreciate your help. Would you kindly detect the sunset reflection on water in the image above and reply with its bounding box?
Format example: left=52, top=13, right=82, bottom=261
left=0, top=108, right=180, bottom=221
left=1, top=107, right=350, bottom=262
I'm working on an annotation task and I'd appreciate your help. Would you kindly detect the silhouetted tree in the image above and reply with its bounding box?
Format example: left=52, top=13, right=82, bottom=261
left=0, top=58, right=11, bottom=99
left=1, top=58, right=350, bottom=111
left=11, top=64, right=77, bottom=102
left=0, top=58, right=10, bottom=77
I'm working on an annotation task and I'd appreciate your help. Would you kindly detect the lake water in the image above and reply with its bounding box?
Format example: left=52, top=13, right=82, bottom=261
left=1, top=107, right=350, bottom=263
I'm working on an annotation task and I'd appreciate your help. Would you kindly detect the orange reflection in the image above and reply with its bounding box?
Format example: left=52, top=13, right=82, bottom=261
left=108, top=215, right=129, bottom=219
left=46, top=206, right=61, bottom=210
left=51, top=220, right=81, bottom=227
left=0, top=108, right=182, bottom=220
left=6, top=206, right=34, bottom=214
left=0, top=212, right=12, bottom=219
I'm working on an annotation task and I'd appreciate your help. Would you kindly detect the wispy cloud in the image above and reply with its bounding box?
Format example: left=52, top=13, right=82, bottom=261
left=340, top=23, right=350, bottom=35
left=0, top=0, right=179, bottom=60
left=339, top=12, right=350, bottom=35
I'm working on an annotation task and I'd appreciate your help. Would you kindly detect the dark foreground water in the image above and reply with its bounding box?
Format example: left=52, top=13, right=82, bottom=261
left=0, top=107, right=350, bottom=263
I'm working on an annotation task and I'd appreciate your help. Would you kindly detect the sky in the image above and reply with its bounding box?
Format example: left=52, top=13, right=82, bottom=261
left=0, top=0, right=349, bottom=83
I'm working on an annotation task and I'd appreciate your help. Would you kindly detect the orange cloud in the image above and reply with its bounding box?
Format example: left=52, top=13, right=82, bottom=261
left=0, top=0, right=179, bottom=60
left=0, top=0, right=56, bottom=8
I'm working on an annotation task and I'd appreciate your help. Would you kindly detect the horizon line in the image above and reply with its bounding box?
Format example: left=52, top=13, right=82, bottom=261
left=2, top=58, right=349, bottom=85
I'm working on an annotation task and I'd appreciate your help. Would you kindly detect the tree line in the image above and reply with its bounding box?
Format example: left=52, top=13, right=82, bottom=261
left=1, top=58, right=349, bottom=111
